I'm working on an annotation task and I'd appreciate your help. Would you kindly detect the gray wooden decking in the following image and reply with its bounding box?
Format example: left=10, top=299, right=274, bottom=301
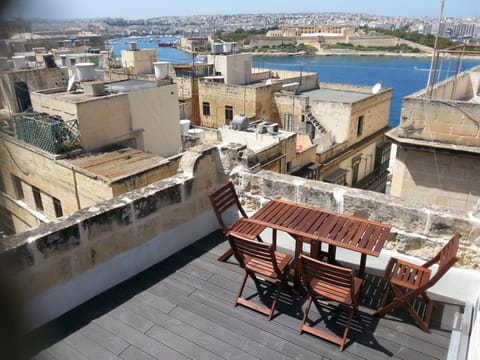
left=25, top=230, right=462, bottom=360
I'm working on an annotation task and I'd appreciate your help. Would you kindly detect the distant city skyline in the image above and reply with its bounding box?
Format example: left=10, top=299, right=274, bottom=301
left=1, top=0, right=479, bottom=21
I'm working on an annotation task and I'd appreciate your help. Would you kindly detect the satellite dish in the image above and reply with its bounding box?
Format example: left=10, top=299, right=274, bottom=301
left=372, top=82, right=382, bottom=94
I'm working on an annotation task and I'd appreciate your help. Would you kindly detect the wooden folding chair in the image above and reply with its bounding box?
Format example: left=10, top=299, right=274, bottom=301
left=209, top=181, right=266, bottom=262
left=298, top=254, right=362, bottom=351
left=375, top=233, right=461, bottom=333
left=228, top=231, right=292, bottom=320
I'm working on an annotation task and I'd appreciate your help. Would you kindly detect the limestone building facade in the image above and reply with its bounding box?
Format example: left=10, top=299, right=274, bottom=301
left=274, top=82, right=392, bottom=191
left=387, top=64, right=480, bottom=213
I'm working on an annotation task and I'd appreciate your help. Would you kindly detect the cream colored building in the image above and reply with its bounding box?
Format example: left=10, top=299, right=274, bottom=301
left=179, top=37, right=209, bottom=52
left=31, top=79, right=182, bottom=157
left=387, top=64, right=480, bottom=213
left=274, top=82, right=392, bottom=190
left=121, top=48, right=157, bottom=75
left=0, top=126, right=181, bottom=235
left=0, top=76, right=185, bottom=235
left=218, top=126, right=314, bottom=174
left=198, top=53, right=318, bottom=128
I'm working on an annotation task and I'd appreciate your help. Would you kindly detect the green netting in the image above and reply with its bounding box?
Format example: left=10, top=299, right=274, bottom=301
left=13, top=112, right=81, bottom=154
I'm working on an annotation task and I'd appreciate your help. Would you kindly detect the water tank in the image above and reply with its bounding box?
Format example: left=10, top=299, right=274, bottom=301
left=179, top=119, right=191, bottom=137
left=211, top=42, right=223, bottom=54
left=223, top=42, right=235, bottom=54
left=129, top=42, right=137, bottom=51
left=11, top=55, right=27, bottom=69
left=43, top=54, right=56, bottom=68
left=152, top=61, right=169, bottom=80
left=75, top=62, right=96, bottom=82
left=232, top=114, right=250, bottom=130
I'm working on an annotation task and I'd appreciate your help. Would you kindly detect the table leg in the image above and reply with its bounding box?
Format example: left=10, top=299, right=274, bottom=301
left=293, top=238, right=303, bottom=290
left=272, top=229, right=277, bottom=249
left=328, top=245, right=337, bottom=264
left=310, top=241, right=319, bottom=258
left=359, top=254, right=367, bottom=278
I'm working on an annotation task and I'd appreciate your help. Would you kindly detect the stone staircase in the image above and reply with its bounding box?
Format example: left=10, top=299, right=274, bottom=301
left=304, top=110, right=327, bottom=135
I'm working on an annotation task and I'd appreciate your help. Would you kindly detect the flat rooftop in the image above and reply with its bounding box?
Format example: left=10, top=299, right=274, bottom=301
left=64, top=148, right=167, bottom=183
left=25, top=230, right=461, bottom=360
left=303, top=88, right=372, bottom=103
left=36, top=80, right=158, bottom=103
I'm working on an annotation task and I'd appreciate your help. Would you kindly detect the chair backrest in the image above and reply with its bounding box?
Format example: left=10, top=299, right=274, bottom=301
left=209, top=182, right=247, bottom=233
left=228, top=231, right=280, bottom=274
left=422, top=232, right=460, bottom=289
left=299, top=255, right=356, bottom=303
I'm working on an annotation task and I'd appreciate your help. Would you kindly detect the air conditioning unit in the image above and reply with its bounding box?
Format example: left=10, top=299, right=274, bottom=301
left=267, top=123, right=279, bottom=134
left=257, top=121, right=268, bottom=134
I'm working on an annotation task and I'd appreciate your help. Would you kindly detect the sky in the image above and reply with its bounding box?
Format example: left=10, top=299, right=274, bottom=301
left=1, top=0, right=478, bottom=20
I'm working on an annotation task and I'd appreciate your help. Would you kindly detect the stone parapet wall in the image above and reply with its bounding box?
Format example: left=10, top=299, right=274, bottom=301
left=0, top=145, right=228, bottom=329
left=232, top=169, right=480, bottom=269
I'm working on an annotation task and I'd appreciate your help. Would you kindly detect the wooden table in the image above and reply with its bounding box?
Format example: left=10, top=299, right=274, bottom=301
left=245, top=199, right=391, bottom=280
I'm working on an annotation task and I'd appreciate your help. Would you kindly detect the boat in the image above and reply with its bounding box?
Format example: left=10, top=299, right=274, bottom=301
left=158, top=42, right=175, bottom=47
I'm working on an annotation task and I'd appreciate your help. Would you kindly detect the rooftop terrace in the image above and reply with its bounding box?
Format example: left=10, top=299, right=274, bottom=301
left=25, top=230, right=462, bottom=360
left=1, top=145, right=479, bottom=359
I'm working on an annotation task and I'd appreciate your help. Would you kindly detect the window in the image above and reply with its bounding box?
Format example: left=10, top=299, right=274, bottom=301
left=284, top=113, right=293, bottom=131
left=202, top=102, right=210, bottom=116
left=375, top=143, right=391, bottom=171
left=351, top=155, right=363, bottom=185
left=352, top=162, right=360, bottom=185
left=357, top=115, right=364, bottom=136
left=11, top=175, right=24, bottom=200
left=225, top=105, right=233, bottom=123
left=53, top=197, right=63, bottom=217
left=32, top=186, right=43, bottom=212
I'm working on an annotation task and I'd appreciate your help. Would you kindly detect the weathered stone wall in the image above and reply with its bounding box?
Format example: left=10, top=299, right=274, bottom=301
left=232, top=169, right=480, bottom=269
left=0, top=145, right=227, bottom=330
left=399, top=66, right=480, bottom=146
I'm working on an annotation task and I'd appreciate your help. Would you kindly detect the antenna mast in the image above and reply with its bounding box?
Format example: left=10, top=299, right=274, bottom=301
left=426, top=0, right=446, bottom=98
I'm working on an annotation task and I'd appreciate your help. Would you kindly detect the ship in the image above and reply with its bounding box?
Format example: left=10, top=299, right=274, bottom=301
left=158, top=42, right=175, bottom=47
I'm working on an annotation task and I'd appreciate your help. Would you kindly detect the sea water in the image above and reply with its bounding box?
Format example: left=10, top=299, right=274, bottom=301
left=107, top=37, right=480, bottom=127
left=253, top=55, right=480, bottom=127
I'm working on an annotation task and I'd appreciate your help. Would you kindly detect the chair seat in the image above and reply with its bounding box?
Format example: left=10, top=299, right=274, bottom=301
left=230, top=218, right=265, bottom=239
left=244, top=252, right=293, bottom=279
left=386, top=259, right=432, bottom=290
left=310, top=277, right=362, bottom=305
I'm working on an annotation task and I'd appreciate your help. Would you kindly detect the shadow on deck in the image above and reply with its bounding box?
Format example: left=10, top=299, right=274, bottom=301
left=25, top=230, right=462, bottom=360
